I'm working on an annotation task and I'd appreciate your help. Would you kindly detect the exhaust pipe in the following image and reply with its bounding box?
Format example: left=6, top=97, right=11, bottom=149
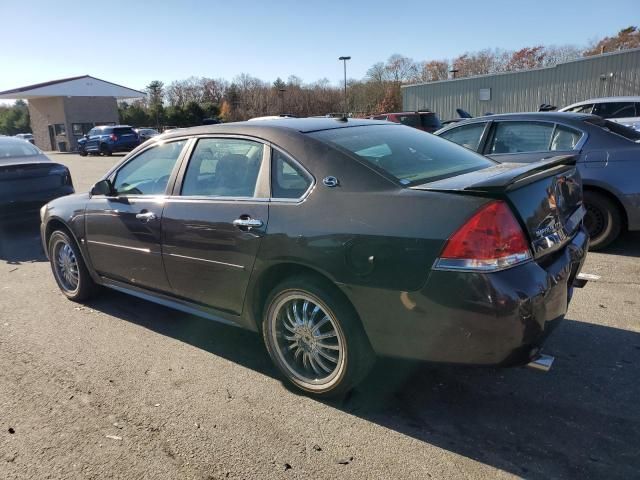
left=526, top=353, right=555, bottom=372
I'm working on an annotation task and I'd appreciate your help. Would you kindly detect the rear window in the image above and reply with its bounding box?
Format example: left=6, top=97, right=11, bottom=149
left=310, top=124, right=495, bottom=186
left=420, top=113, right=441, bottom=129
left=114, top=127, right=135, bottom=135
left=397, top=114, right=420, bottom=127
left=0, top=141, right=41, bottom=158
left=585, top=117, right=640, bottom=142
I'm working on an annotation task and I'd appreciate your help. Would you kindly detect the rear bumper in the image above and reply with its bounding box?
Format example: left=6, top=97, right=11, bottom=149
left=0, top=186, right=75, bottom=220
left=341, top=226, right=589, bottom=365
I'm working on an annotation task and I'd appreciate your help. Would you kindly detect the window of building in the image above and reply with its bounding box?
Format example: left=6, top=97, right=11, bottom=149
left=54, top=123, right=66, bottom=136
left=271, top=149, right=312, bottom=199
left=72, top=123, right=95, bottom=136
left=181, top=138, right=265, bottom=197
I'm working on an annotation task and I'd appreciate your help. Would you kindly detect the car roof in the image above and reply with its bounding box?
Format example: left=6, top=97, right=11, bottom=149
left=563, top=97, right=640, bottom=108
left=442, top=112, right=598, bottom=125
left=160, top=117, right=391, bottom=138
left=93, top=125, right=133, bottom=129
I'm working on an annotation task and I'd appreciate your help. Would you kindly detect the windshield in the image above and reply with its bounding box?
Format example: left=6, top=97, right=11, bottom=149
left=0, top=140, right=41, bottom=158
left=310, top=124, right=495, bottom=185
left=585, top=117, right=640, bottom=142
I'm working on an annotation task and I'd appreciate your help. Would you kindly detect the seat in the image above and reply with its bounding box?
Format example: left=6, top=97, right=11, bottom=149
left=212, top=153, right=254, bottom=197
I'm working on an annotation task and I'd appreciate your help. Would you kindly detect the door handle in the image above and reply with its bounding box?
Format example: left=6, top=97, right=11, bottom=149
left=233, top=217, right=263, bottom=229
left=136, top=211, right=157, bottom=222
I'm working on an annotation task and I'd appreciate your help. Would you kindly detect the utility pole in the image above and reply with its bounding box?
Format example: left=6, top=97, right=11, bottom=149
left=339, top=56, right=351, bottom=116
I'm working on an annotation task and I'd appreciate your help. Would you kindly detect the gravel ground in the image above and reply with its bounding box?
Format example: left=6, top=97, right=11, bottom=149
left=1, top=153, right=639, bottom=479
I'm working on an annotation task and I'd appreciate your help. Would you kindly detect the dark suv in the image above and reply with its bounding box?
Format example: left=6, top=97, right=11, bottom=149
left=78, top=125, right=140, bottom=156
left=369, top=111, right=442, bottom=133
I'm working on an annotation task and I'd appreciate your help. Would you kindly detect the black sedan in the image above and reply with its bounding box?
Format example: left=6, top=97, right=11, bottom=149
left=436, top=112, right=640, bottom=249
left=41, top=118, right=588, bottom=397
left=0, top=137, right=74, bottom=222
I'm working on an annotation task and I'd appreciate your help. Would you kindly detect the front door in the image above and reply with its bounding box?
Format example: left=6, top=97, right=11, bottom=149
left=162, top=137, right=269, bottom=315
left=85, top=140, right=188, bottom=292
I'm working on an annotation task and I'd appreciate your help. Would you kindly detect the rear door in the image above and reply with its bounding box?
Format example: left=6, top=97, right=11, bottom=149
left=161, top=137, right=269, bottom=315
left=85, top=139, right=188, bottom=291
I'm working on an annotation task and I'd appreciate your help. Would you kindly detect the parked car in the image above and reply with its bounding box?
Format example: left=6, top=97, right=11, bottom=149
left=77, top=125, right=140, bottom=156
left=368, top=111, right=442, bottom=133
left=560, top=97, right=640, bottom=131
left=41, top=118, right=588, bottom=397
left=436, top=112, right=640, bottom=249
left=14, top=133, right=35, bottom=144
left=0, top=137, right=73, bottom=222
left=134, top=128, right=160, bottom=143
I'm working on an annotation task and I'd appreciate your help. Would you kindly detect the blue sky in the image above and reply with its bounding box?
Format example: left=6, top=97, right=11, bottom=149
left=0, top=0, right=636, bottom=93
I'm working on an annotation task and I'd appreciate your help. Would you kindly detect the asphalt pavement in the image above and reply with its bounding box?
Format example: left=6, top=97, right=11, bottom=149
left=1, top=153, right=638, bottom=479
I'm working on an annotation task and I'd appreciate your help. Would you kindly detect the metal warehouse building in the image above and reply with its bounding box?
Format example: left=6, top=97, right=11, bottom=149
left=402, top=48, right=640, bottom=120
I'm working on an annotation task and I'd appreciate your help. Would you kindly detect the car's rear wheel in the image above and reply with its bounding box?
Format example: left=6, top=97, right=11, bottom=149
left=100, top=144, right=112, bottom=156
left=583, top=191, right=622, bottom=250
left=262, top=276, right=374, bottom=398
left=48, top=230, right=96, bottom=301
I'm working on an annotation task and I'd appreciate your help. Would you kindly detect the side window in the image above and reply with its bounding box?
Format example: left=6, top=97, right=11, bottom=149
left=550, top=125, right=583, bottom=151
left=488, top=122, right=554, bottom=154
left=181, top=138, right=264, bottom=197
left=565, top=104, right=593, bottom=114
left=593, top=102, right=635, bottom=119
left=271, top=149, right=312, bottom=199
left=439, top=123, right=486, bottom=151
left=113, top=140, right=186, bottom=195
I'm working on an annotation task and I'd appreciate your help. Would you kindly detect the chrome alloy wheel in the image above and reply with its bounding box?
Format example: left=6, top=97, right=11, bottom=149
left=53, top=241, right=79, bottom=292
left=270, top=293, right=346, bottom=387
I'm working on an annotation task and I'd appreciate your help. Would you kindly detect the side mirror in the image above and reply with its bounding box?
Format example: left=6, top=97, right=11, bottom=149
left=91, top=179, right=114, bottom=196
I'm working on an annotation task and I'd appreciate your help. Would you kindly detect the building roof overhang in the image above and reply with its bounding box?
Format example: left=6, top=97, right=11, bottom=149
left=0, top=75, right=146, bottom=99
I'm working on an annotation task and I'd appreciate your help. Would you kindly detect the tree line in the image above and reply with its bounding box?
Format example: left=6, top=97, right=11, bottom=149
left=1, top=26, right=638, bottom=134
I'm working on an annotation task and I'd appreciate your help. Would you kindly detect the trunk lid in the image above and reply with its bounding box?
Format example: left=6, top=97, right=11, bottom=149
left=0, top=161, right=70, bottom=200
left=412, top=155, right=584, bottom=258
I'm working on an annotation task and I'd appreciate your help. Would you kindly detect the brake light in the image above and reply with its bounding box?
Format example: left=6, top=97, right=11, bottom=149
left=434, top=200, right=531, bottom=271
left=110, top=133, right=118, bottom=141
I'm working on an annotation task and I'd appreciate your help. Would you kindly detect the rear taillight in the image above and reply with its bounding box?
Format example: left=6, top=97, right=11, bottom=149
left=110, top=133, right=117, bottom=141
left=434, top=200, right=531, bottom=272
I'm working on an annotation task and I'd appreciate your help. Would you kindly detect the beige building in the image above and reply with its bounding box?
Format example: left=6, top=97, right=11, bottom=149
left=0, top=75, right=145, bottom=151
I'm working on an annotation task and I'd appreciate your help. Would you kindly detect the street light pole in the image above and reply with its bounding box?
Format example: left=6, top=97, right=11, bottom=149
left=278, top=88, right=286, bottom=115
left=338, top=56, right=351, bottom=117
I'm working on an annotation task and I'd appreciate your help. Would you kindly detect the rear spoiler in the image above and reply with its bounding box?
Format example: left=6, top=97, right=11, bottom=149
left=464, top=155, right=577, bottom=192
left=412, top=155, right=577, bottom=194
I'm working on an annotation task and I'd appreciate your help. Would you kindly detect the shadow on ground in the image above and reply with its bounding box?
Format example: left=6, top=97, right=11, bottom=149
left=604, top=231, right=640, bottom=258
left=85, top=287, right=640, bottom=480
left=0, top=221, right=46, bottom=264
left=4, top=224, right=639, bottom=478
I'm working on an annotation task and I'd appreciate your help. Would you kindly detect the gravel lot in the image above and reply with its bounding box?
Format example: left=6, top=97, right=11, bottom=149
left=1, top=153, right=639, bottom=479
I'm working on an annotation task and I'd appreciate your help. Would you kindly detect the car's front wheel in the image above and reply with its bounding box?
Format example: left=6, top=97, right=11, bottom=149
left=262, top=276, right=375, bottom=398
left=583, top=191, right=622, bottom=250
left=78, top=148, right=87, bottom=157
left=48, top=230, right=97, bottom=301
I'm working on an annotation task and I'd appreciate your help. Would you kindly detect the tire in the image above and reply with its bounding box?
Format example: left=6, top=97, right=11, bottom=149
left=583, top=191, right=622, bottom=250
left=48, top=230, right=97, bottom=301
left=79, top=149, right=87, bottom=157
left=100, top=144, right=112, bottom=156
left=262, top=275, right=375, bottom=398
